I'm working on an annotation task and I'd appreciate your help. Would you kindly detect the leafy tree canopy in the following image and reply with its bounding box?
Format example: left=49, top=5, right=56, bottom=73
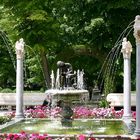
left=0, top=0, right=139, bottom=92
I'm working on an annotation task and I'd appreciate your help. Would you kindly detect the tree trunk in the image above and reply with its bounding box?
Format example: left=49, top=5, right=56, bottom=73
left=40, top=49, right=51, bottom=89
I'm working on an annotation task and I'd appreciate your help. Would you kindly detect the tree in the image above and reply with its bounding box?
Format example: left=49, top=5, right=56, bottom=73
left=0, top=0, right=62, bottom=89
left=0, top=0, right=139, bottom=92
left=51, top=0, right=139, bottom=92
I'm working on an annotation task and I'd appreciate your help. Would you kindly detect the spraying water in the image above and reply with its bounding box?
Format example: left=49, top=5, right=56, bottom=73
left=0, top=30, right=16, bottom=70
left=50, top=70, right=55, bottom=89
left=97, top=20, right=134, bottom=95
left=24, top=45, right=48, bottom=87
left=55, top=68, right=60, bottom=89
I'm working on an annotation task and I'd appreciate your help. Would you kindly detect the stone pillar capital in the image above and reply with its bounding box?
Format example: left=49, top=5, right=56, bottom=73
left=134, top=15, right=140, bottom=44
left=15, top=38, right=25, bottom=59
left=121, top=38, right=132, bottom=59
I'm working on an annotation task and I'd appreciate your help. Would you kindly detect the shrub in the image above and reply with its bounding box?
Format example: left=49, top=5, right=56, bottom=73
left=0, top=116, right=11, bottom=125
left=0, top=87, right=2, bottom=91
left=98, top=99, right=109, bottom=108
left=0, top=88, right=13, bottom=93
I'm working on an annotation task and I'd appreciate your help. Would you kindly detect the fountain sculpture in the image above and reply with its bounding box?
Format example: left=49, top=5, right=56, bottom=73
left=1, top=16, right=139, bottom=139
left=45, top=61, right=89, bottom=126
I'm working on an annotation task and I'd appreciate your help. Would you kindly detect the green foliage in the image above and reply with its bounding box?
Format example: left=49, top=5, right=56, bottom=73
left=84, top=18, right=105, bottom=33
left=27, top=10, right=48, bottom=21
left=0, top=0, right=139, bottom=91
left=0, top=37, right=16, bottom=88
left=0, top=115, right=12, bottom=124
left=40, top=87, right=45, bottom=92
left=24, top=47, right=44, bottom=87
left=0, top=87, right=2, bottom=91
left=103, top=75, right=115, bottom=97
left=0, top=88, right=13, bottom=93
left=98, top=99, right=109, bottom=108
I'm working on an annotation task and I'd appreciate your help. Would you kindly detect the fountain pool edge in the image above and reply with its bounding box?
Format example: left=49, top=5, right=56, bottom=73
left=0, top=118, right=136, bottom=139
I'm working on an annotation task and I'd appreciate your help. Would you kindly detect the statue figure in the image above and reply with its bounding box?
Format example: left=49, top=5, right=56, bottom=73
left=57, top=61, right=67, bottom=89
left=65, top=63, right=76, bottom=88
left=15, top=38, right=25, bottom=59
left=57, top=61, right=76, bottom=89
left=121, top=37, right=132, bottom=58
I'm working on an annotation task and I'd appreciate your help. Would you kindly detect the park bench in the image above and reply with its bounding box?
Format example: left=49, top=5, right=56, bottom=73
left=106, top=93, right=136, bottom=109
left=0, top=93, right=46, bottom=111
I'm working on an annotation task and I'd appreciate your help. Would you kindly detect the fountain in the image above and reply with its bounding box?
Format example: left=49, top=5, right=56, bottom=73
left=1, top=16, right=140, bottom=139
left=45, top=61, right=89, bottom=126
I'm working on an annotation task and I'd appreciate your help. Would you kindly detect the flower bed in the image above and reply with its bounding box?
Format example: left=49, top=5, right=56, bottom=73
left=6, top=106, right=136, bottom=120
left=0, top=132, right=136, bottom=140
left=1, top=106, right=137, bottom=140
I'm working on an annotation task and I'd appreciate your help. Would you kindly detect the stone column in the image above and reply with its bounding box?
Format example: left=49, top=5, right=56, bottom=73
left=134, top=15, right=140, bottom=137
left=15, top=38, right=25, bottom=119
left=121, top=38, right=132, bottom=120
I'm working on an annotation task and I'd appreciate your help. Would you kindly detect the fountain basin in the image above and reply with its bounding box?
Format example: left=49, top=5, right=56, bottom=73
left=45, top=89, right=89, bottom=106
left=0, top=118, right=135, bottom=136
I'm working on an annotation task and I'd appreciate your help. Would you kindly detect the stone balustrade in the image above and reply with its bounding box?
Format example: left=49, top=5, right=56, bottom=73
left=0, top=93, right=46, bottom=110
left=107, top=93, right=136, bottom=107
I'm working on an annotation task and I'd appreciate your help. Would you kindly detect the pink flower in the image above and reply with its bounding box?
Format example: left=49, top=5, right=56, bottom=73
left=47, top=137, right=52, bottom=140
left=78, top=134, right=86, bottom=140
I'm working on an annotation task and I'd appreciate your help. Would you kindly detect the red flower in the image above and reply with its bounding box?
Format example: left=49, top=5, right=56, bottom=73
left=13, top=134, right=20, bottom=139
left=132, top=111, right=136, bottom=120
left=88, top=137, right=96, bottom=140
left=20, top=130, right=26, bottom=135
left=7, top=133, right=14, bottom=138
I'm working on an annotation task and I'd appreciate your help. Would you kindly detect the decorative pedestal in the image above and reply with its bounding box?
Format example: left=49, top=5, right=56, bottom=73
left=15, top=38, right=25, bottom=119
left=134, top=15, right=140, bottom=137
left=121, top=38, right=132, bottom=120
left=45, top=89, right=89, bottom=126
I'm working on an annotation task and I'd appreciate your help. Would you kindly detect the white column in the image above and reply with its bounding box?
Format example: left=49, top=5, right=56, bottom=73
left=15, top=38, right=25, bottom=119
left=121, top=38, right=132, bottom=120
left=134, top=15, right=140, bottom=137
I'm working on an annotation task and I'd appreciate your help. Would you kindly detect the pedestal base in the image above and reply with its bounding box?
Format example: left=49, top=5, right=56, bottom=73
left=134, top=129, right=140, bottom=137
left=15, top=113, right=24, bottom=119
left=122, top=114, right=132, bottom=120
left=61, top=118, right=73, bottom=127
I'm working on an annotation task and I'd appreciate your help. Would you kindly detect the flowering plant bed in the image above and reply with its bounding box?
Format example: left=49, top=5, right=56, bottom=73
left=0, top=132, right=136, bottom=140
left=0, top=106, right=137, bottom=140
left=6, top=106, right=136, bottom=120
